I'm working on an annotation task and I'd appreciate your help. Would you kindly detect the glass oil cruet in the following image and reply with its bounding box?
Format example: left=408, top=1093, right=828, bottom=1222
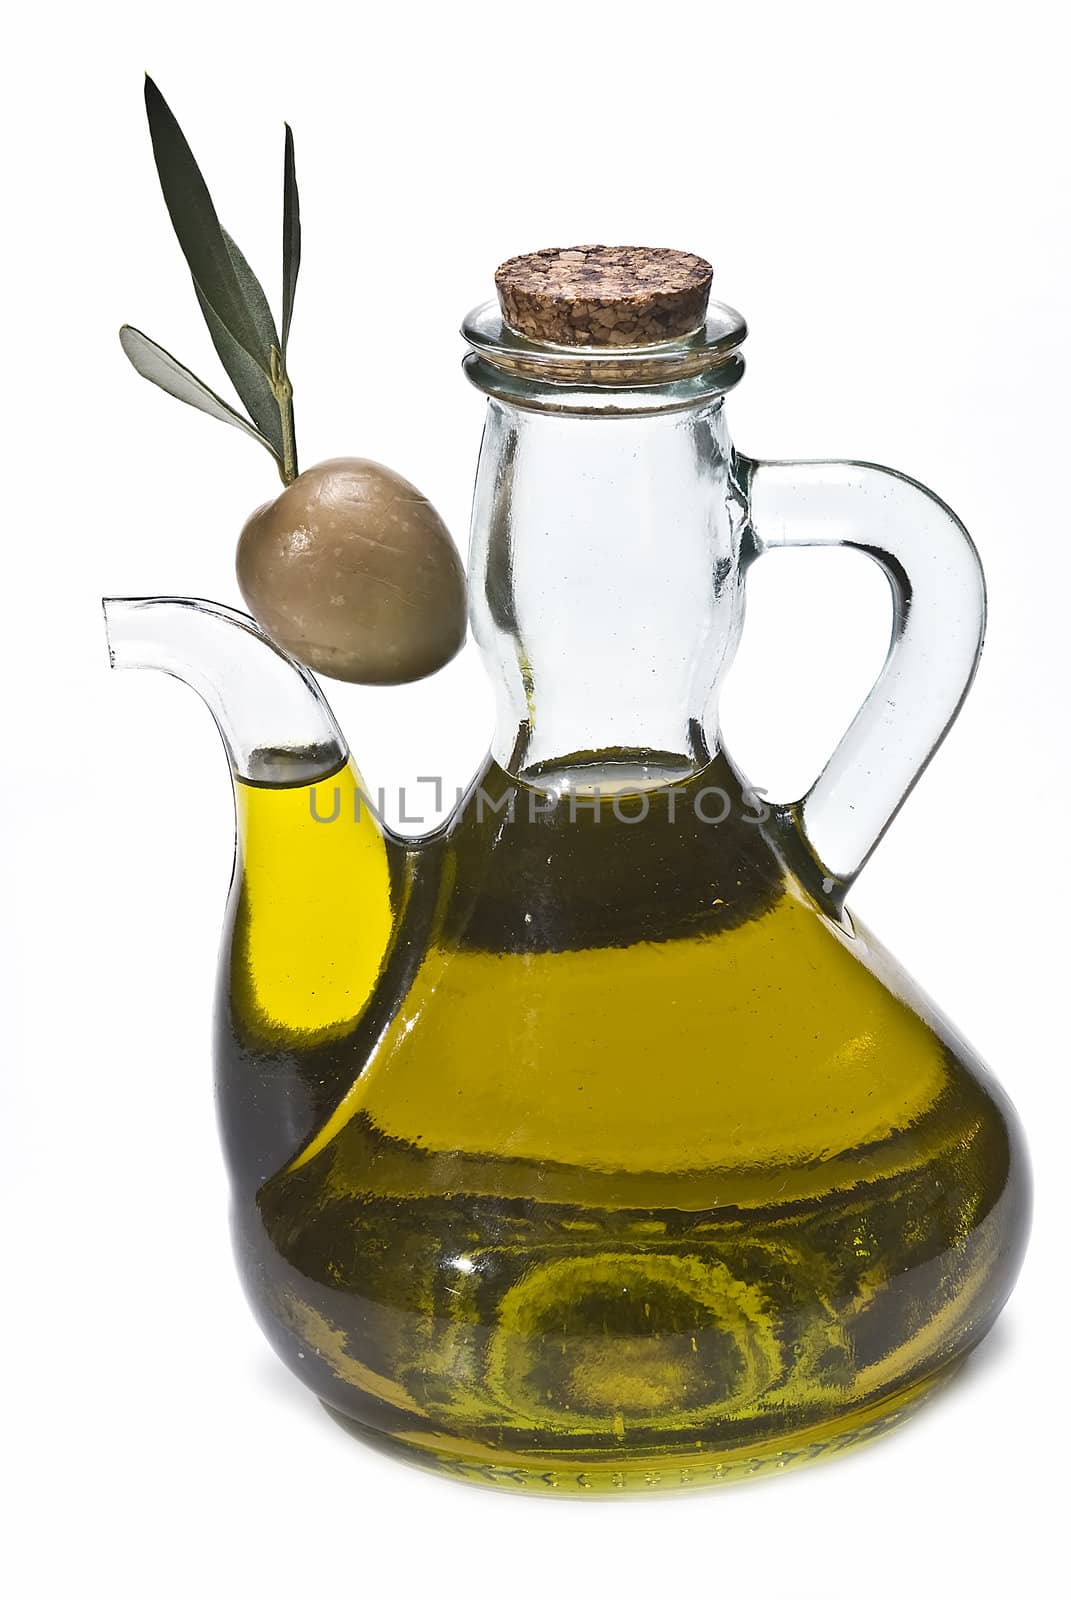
left=103, top=246, right=1029, bottom=1494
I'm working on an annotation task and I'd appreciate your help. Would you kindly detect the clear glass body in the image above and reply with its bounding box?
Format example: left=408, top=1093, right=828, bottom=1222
left=103, top=299, right=1029, bottom=1493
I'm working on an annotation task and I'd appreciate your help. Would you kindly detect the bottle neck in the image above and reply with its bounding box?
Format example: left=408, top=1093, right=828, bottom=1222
left=468, top=398, right=745, bottom=785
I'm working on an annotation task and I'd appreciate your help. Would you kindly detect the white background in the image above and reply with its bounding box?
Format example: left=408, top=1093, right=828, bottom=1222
left=3, top=3, right=1068, bottom=1594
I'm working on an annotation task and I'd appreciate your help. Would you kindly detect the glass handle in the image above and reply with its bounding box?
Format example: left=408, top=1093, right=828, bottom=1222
left=741, top=457, right=986, bottom=897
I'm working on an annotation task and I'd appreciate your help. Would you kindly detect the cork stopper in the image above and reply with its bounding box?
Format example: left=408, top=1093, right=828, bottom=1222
left=495, top=245, right=713, bottom=348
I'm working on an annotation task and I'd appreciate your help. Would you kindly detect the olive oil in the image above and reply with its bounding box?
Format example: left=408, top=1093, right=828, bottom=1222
left=230, top=759, right=395, bottom=1045
left=217, top=752, right=1029, bottom=1492
left=106, top=251, right=1031, bottom=1491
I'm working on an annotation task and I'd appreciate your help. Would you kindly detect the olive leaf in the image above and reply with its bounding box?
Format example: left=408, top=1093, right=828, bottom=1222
left=282, top=124, right=300, bottom=354
left=195, top=232, right=285, bottom=456
left=129, top=77, right=300, bottom=484
left=225, top=229, right=280, bottom=354
left=119, top=326, right=282, bottom=463
left=143, top=76, right=271, bottom=373
left=194, top=289, right=285, bottom=457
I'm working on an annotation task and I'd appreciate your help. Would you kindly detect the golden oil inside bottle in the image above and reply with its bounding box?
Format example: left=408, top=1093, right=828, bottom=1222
left=217, top=753, right=1028, bottom=1492
left=229, top=759, right=395, bottom=1046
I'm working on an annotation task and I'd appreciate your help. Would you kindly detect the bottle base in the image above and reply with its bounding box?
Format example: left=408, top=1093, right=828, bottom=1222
left=321, top=1358, right=964, bottom=1497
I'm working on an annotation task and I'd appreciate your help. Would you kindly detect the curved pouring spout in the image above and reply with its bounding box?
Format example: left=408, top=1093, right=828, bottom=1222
left=103, top=595, right=349, bottom=784
left=104, top=596, right=408, bottom=1181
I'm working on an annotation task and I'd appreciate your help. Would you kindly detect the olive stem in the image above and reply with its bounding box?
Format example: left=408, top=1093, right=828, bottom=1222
left=270, top=345, right=298, bottom=485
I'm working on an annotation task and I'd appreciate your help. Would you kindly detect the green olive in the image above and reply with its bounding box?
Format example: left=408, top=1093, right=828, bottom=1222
left=236, top=457, right=467, bottom=685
